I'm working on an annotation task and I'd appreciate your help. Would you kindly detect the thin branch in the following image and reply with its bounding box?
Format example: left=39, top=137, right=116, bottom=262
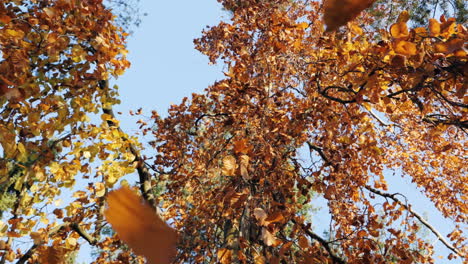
left=102, top=92, right=156, bottom=209
left=365, top=185, right=464, bottom=258
left=292, top=219, right=346, bottom=264
left=16, top=222, right=97, bottom=264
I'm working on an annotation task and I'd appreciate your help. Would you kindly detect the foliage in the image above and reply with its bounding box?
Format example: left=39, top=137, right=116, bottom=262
left=0, top=0, right=466, bottom=263
left=104, top=0, right=145, bottom=34
left=367, top=0, right=467, bottom=28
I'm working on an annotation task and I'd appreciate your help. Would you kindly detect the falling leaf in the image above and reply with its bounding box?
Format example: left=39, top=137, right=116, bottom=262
left=323, top=0, right=376, bottom=31
left=105, top=186, right=177, bottom=264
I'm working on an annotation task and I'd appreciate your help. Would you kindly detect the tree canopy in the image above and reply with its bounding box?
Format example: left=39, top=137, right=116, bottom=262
left=0, top=0, right=467, bottom=263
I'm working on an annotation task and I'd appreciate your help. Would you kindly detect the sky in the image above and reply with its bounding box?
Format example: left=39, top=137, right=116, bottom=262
left=77, top=1, right=463, bottom=262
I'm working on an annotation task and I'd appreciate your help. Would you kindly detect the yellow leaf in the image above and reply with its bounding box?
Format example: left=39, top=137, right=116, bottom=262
left=296, top=22, right=309, bottom=30
left=222, top=155, right=237, bottom=176
left=95, top=182, right=106, bottom=197
left=104, top=186, right=177, bottom=264
left=217, top=248, right=232, bottom=264
left=5, top=29, right=24, bottom=38
left=65, top=237, right=77, bottom=249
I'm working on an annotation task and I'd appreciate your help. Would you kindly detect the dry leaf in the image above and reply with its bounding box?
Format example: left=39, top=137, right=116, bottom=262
left=253, top=208, right=267, bottom=226
left=264, top=211, right=285, bottom=225
left=323, top=0, right=376, bottom=31
left=390, top=22, right=409, bottom=38
left=239, top=154, right=251, bottom=180
left=261, top=227, right=281, bottom=247
left=222, top=155, right=237, bottom=176
left=217, top=248, right=232, bottom=264
left=394, top=40, right=417, bottom=56
left=105, top=186, right=177, bottom=264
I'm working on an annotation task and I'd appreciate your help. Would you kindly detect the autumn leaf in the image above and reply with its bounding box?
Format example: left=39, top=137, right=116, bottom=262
left=254, top=208, right=267, bottom=226
left=260, top=227, right=281, bottom=247
left=104, top=186, right=177, bottom=264
left=222, top=155, right=237, bottom=176
left=323, top=0, right=376, bottom=31
left=239, top=154, right=251, bottom=180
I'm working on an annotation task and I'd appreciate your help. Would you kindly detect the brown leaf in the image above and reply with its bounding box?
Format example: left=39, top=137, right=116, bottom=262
left=105, top=186, right=177, bottom=264
left=323, top=0, right=376, bottom=31
left=264, top=211, right=285, bottom=225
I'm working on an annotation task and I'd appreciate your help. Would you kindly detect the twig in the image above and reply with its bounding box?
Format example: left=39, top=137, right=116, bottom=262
left=292, top=219, right=346, bottom=264
left=365, top=185, right=464, bottom=258
left=102, top=94, right=156, bottom=209
left=15, top=222, right=98, bottom=264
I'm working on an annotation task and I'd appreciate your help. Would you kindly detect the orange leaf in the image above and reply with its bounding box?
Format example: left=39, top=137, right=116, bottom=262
left=105, top=186, right=177, bottom=264
left=323, top=0, right=376, bottom=31
left=394, top=40, right=417, bottom=56
left=390, top=22, right=409, bottom=38
left=217, top=248, right=232, bottom=264
left=264, top=211, right=285, bottom=225
left=233, top=138, right=252, bottom=154
left=434, top=38, right=465, bottom=54
left=396, top=10, right=410, bottom=23
left=429, top=19, right=441, bottom=36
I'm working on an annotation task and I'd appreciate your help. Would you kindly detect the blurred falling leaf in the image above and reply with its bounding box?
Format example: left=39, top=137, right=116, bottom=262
left=105, top=186, right=177, bottom=264
left=323, top=0, right=376, bottom=31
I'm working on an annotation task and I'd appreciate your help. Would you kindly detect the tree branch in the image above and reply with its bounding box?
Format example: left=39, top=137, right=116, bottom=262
left=15, top=222, right=97, bottom=264
left=292, top=219, right=346, bottom=264
left=364, top=185, right=464, bottom=258
left=101, top=92, right=156, bottom=209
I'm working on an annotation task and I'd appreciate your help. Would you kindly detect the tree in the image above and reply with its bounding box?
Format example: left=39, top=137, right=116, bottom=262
left=366, top=0, right=467, bottom=29
left=0, top=0, right=467, bottom=263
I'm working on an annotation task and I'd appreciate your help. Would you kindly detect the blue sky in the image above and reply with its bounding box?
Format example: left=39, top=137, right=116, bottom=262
left=77, top=1, right=463, bottom=262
